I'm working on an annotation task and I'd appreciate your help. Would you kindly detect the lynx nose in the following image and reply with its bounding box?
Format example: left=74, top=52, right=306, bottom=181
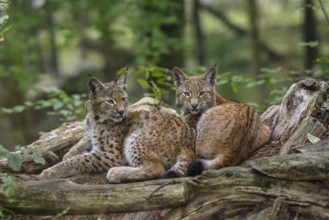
left=117, top=110, right=125, bottom=116
left=191, top=103, right=198, bottom=109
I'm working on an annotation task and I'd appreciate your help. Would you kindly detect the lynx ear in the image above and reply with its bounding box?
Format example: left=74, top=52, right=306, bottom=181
left=115, top=68, right=128, bottom=90
left=172, top=67, right=188, bottom=87
left=202, top=66, right=217, bottom=86
left=88, top=77, right=105, bottom=98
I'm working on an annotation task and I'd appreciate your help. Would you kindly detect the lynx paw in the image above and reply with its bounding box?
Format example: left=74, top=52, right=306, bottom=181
left=106, top=167, right=126, bottom=183
left=162, top=170, right=179, bottom=179
left=187, top=160, right=204, bottom=177
left=39, top=168, right=60, bottom=180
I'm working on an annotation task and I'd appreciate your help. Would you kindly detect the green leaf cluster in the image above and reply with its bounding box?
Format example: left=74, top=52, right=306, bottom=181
left=1, top=86, right=87, bottom=123
left=130, top=66, right=173, bottom=101
left=0, top=145, right=45, bottom=172
left=0, top=144, right=46, bottom=217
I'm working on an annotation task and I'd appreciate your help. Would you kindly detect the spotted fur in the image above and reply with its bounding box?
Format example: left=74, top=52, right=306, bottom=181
left=173, top=66, right=271, bottom=176
left=40, top=70, right=194, bottom=183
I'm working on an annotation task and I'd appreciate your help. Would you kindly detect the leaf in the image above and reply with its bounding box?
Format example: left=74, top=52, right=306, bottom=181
left=0, top=15, right=9, bottom=25
left=7, top=153, right=22, bottom=172
left=1, top=175, right=18, bottom=199
left=31, top=152, right=45, bottom=165
left=0, top=145, right=9, bottom=158
left=307, top=133, right=321, bottom=144
left=299, top=41, right=319, bottom=48
left=12, top=105, right=25, bottom=113
left=230, top=81, right=239, bottom=93
left=137, top=79, right=149, bottom=90
left=1, top=107, right=13, bottom=114
left=47, top=150, right=59, bottom=159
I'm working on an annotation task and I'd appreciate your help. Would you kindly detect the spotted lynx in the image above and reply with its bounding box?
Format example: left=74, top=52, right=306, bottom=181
left=40, top=70, right=195, bottom=182
left=173, top=66, right=271, bottom=176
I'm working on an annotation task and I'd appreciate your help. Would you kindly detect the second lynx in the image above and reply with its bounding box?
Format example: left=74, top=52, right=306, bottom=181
left=173, top=66, right=271, bottom=176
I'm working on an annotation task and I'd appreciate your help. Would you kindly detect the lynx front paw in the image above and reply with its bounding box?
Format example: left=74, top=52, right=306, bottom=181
left=39, top=168, right=60, bottom=180
left=106, top=167, right=126, bottom=183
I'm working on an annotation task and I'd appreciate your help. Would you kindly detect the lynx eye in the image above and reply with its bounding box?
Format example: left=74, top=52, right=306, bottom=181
left=199, top=91, right=206, bottom=96
left=122, top=97, right=127, bottom=102
left=106, top=99, right=115, bottom=105
left=183, top=91, right=190, bottom=97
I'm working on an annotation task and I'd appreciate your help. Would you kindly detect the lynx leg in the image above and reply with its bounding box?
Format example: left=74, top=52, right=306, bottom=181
left=40, top=152, right=122, bottom=180
left=106, top=162, right=165, bottom=183
left=162, top=147, right=194, bottom=178
left=62, top=136, right=91, bottom=161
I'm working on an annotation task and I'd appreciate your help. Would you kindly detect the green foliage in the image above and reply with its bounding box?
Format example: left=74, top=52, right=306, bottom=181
left=129, top=66, right=291, bottom=111
left=127, top=0, right=182, bottom=65
left=0, top=174, right=16, bottom=217
left=0, top=1, right=41, bottom=92
left=1, top=86, right=87, bottom=123
left=1, top=174, right=17, bottom=199
left=130, top=66, right=173, bottom=101
left=0, top=145, right=45, bottom=172
left=0, top=144, right=47, bottom=216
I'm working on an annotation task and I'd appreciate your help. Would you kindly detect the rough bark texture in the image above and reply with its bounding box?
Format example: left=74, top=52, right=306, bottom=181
left=1, top=167, right=329, bottom=219
left=2, top=79, right=329, bottom=219
left=260, top=78, right=329, bottom=154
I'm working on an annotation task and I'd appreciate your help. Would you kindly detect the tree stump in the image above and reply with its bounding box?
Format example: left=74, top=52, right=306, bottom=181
left=260, top=78, right=329, bottom=154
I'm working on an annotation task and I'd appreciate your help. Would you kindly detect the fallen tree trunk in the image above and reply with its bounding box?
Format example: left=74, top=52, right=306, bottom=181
left=1, top=166, right=329, bottom=219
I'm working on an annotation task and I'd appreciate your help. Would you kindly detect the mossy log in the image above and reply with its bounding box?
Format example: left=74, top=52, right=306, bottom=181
left=1, top=167, right=329, bottom=219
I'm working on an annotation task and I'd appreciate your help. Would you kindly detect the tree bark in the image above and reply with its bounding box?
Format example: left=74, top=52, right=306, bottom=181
left=1, top=166, right=329, bottom=219
left=260, top=78, right=329, bottom=154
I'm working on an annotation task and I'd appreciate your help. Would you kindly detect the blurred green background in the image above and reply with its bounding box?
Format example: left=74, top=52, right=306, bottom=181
left=0, top=0, right=328, bottom=150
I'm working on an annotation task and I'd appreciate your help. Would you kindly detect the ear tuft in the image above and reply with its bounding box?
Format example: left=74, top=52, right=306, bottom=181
left=172, top=67, right=188, bottom=87
left=202, top=66, right=217, bottom=86
left=115, top=68, right=128, bottom=90
left=88, top=77, right=105, bottom=98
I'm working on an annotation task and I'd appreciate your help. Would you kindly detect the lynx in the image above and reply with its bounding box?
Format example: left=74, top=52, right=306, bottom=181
left=40, top=70, right=195, bottom=183
left=173, top=66, right=271, bottom=176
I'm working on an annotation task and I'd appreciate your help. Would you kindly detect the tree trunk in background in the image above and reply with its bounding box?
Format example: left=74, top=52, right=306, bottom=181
left=192, top=0, right=205, bottom=66
left=200, top=3, right=284, bottom=62
left=157, top=1, right=185, bottom=68
left=46, top=14, right=59, bottom=75
left=303, top=0, right=319, bottom=70
left=247, top=0, right=261, bottom=77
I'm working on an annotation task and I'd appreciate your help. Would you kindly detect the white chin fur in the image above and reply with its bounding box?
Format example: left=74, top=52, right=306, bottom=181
left=111, top=117, right=125, bottom=122
left=190, top=110, right=200, bottom=115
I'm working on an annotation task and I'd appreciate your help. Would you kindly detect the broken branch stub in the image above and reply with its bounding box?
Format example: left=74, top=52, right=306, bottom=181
left=260, top=78, right=329, bottom=152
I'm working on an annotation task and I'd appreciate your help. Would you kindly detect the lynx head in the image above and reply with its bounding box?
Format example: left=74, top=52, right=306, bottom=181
left=87, top=69, right=128, bottom=123
left=173, top=66, right=217, bottom=115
